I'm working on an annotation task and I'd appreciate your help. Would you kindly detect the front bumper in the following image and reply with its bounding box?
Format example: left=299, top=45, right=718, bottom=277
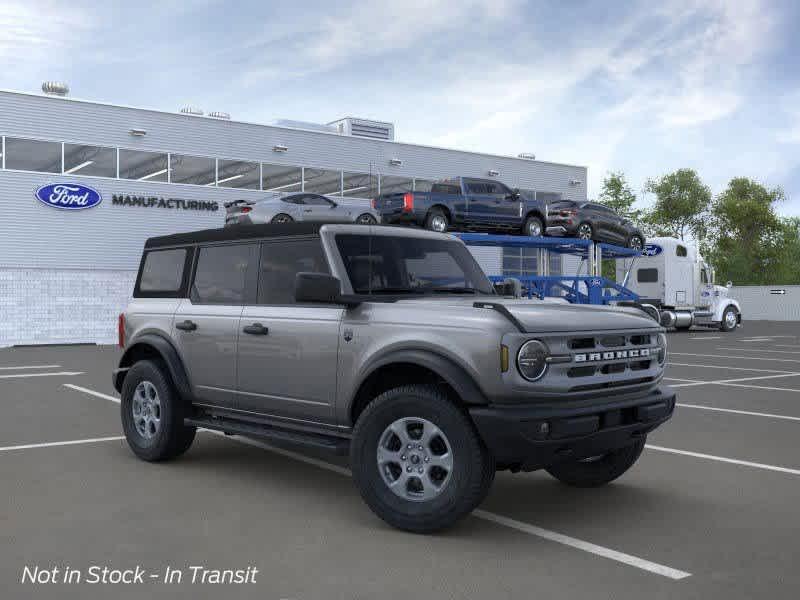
left=469, top=386, right=675, bottom=471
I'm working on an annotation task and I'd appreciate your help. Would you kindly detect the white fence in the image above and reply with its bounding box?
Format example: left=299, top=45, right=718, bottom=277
left=728, top=285, right=800, bottom=321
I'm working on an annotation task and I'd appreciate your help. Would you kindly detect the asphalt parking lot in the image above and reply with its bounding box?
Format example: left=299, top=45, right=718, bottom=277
left=2, top=322, right=799, bottom=599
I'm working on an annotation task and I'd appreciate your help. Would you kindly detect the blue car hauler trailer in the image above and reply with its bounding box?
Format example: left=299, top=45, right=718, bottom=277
left=454, top=233, right=641, bottom=306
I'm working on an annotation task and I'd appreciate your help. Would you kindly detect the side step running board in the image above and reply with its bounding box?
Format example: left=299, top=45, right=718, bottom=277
left=185, top=416, right=349, bottom=455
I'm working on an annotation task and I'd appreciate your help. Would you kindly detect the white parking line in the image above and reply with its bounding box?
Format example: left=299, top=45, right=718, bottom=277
left=667, top=362, right=796, bottom=374
left=773, top=344, right=800, bottom=349
left=646, top=445, right=800, bottom=476
left=0, top=364, right=61, bottom=370
left=0, top=436, right=124, bottom=453
left=677, top=403, right=800, bottom=422
left=666, top=372, right=800, bottom=388
left=223, top=432, right=690, bottom=580
left=64, top=384, right=120, bottom=403
left=718, top=382, right=800, bottom=393
left=0, top=371, right=84, bottom=379
left=718, top=347, right=800, bottom=355
left=61, top=384, right=691, bottom=580
left=689, top=336, right=721, bottom=340
left=671, top=352, right=800, bottom=363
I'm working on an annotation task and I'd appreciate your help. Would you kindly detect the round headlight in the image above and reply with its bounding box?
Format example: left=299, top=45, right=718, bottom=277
left=517, top=340, right=549, bottom=381
left=656, top=333, right=667, bottom=365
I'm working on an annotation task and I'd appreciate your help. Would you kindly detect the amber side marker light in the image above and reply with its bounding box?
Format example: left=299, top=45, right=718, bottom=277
left=501, top=345, right=509, bottom=372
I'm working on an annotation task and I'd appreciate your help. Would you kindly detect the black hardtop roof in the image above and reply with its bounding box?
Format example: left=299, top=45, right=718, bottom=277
left=144, top=222, right=325, bottom=249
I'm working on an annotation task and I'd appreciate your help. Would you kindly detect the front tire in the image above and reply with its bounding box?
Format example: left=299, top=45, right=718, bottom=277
left=720, top=306, right=739, bottom=332
left=576, top=222, right=593, bottom=240
left=121, top=360, right=196, bottom=462
left=356, top=213, right=377, bottom=225
left=545, top=437, right=646, bottom=488
left=350, top=385, right=494, bottom=533
left=523, top=215, right=544, bottom=237
left=628, top=234, right=644, bottom=250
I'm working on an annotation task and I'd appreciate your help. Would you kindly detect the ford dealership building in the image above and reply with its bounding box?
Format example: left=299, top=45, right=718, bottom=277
left=0, top=86, right=588, bottom=346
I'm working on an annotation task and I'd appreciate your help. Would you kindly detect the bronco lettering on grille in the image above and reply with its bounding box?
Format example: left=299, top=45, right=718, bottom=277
left=574, top=348, right=651, bottom=363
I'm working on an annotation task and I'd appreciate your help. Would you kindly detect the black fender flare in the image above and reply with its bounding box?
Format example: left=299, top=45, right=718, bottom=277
left=114, top=333, right=192, bottom=400
left=351, top=349, right=489, bottom=415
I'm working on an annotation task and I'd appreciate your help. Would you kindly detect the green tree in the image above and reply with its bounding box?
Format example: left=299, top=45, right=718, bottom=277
left=642, top=169, right=711, bottom=241
left=706, top=178, right=786, bottom=285
left=598, top=171, right=640, bottom=220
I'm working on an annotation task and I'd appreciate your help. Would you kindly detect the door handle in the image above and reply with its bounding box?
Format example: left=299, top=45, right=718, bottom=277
left=243, top=323, right=269, bottom=335
left=175, top=320, right=197, bottom=332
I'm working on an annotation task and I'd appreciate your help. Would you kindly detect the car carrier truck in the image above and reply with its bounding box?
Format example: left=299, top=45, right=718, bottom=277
left=617, top=236, right=741, bottom=332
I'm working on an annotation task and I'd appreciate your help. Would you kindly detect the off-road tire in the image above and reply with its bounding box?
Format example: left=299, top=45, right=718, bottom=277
left=523, top=215, right=544, bottom=237
left=350, top=384, right=494, bottom=533
left=424, top=208, right=449, bottom=233
left=121, top=360, right=196, bottom=462
left=545, top=437, right=646, bottom=488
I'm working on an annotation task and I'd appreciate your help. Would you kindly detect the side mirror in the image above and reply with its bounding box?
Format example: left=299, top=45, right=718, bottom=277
left=494, top=277, right=522, bottom=297
left=295, top=272, right=342, bottom=303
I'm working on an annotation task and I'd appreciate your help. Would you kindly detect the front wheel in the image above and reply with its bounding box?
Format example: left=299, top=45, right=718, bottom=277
left=523, top=215, right=544, bottom=237
left=720, top=306, right=739, bottom=332
left=576, top=222, right=593, bottom=240
left=545, top=437, right=646, bottom=487
left=120, top=360, right=196, bottom=462
left=350, top=385, right=494, bottom=533
left=271, top=213, right=294, bottom=224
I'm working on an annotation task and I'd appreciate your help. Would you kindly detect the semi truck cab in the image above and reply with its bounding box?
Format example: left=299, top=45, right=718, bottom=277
left=618, top=236, right=741, bottom=332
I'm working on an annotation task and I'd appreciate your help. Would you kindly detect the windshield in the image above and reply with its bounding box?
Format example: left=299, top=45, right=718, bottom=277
left=335, top=234, right=495, bottom=295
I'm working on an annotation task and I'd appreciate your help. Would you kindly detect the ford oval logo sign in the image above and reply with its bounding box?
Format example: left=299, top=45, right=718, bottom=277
left=642, top=244, right=663, bottom=257
left=35, top=183, right=103, bottom=210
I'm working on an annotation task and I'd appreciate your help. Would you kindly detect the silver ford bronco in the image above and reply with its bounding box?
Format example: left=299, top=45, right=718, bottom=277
left=114, top=223, right=675, bottom=533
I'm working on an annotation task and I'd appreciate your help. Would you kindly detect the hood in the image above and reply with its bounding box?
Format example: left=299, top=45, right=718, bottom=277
left=395, top=296, right=661, bottom=333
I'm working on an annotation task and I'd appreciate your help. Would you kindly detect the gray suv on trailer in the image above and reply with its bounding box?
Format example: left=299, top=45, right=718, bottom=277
left=114, top=222, right=675, bottom=532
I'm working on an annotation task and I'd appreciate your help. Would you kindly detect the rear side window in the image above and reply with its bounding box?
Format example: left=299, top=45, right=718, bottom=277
left=430, top=184, right=461, bottom=195
left=137, top=249, right=188, bottom=295
left=637, top=268, right=659, bottom=283
left=191, top=244, right=254, bottom=304
left=258, top=238, right=330, bottom=304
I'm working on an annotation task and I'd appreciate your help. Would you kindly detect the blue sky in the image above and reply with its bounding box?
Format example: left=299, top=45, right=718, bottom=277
left=2, top=0, right=799, bottom=213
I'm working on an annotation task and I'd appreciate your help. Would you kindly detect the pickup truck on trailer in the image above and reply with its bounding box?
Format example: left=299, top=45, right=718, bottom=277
left=374, top=176, right=549, bottom=236
left=114, top=222, right=675, bottom=533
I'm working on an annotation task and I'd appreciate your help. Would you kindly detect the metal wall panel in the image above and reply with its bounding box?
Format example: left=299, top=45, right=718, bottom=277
left=728, top=286, right=800, bottom=321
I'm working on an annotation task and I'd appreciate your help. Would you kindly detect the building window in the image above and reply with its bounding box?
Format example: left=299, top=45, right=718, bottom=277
left=217, top=159, right=260, bottom=189
left=502, top=248, right=537, bottom=277
left=63, top=143, right=117, bottom=177
left=342, top=171, right=377, bottom=198
left=170, top=154, right=216, bottom=186
left=379, top=175, right=413, bottom=195
left=262, top=163, right=302, bottom=193
left=304, top=167, right=342, bottom=195
left=119, top=149, right=168, bottom=182
left=4, top=137, right=61, bottom=173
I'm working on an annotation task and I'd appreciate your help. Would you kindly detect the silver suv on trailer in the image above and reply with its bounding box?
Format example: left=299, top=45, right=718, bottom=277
left=114, top=223, right=675, bottom=532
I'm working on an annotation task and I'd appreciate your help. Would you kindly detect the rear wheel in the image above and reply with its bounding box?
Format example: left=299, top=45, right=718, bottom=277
left=628, top=234, right=644, bottom=250
left=576, top=222, right=593, bottom=240
left=120, top=360, right=196, bottom=462
left=350, top=384, right=494, bottom=533
left=425, top=209, right=449, bottom=233
left=720, top=306, right=739, bottom=332
left=523, top=215, right=544, bottom=237
left=545, top=437, right=646, bottom=487
left=271, top=213, right=293, bottom=224
left=356, top=213, right=377, bottom=225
